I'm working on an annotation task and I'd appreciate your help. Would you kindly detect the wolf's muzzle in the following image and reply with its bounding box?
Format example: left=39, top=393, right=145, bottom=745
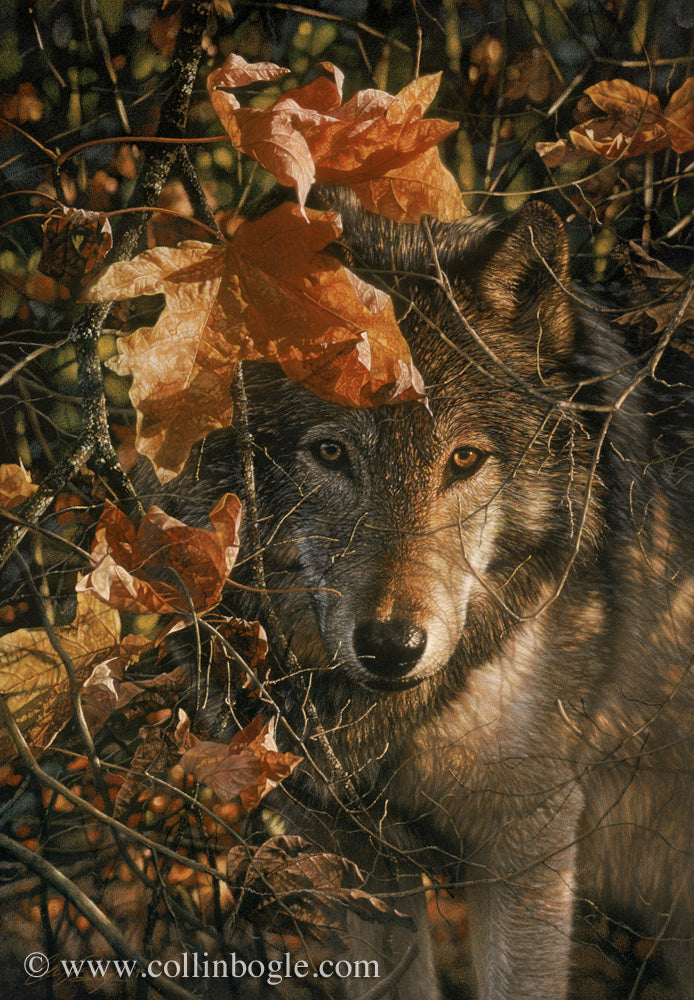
left=353, top=618, right=427, bottom=679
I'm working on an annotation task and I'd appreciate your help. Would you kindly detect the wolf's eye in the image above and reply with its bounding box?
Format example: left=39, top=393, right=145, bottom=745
left=311, top=439, right=346, bottom=469
left=448, top=447, right=486, bottom=480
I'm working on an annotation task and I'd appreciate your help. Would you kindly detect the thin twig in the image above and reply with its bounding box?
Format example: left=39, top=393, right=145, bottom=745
left=412, top=0, right=423, bottom=79
left=87, top=0, right=131, bottom=133
left=229, top=365, right=359, bottom=803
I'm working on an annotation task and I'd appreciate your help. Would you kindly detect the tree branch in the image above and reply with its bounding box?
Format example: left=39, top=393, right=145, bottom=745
left=0, top=0, right=213, bottom=570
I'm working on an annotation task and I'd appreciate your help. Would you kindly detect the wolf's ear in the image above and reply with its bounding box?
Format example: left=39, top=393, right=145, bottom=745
left=478, top=201, right=575, bottom=356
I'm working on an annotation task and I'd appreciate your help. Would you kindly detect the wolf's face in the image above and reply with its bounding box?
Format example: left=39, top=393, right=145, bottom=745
left=177, top=200, right=603, bottom=711
left=247, top=356, right=596, bottom=699
left=285, top=395, right=501, bottom=689
left=231, top=203, right=607, bottom=696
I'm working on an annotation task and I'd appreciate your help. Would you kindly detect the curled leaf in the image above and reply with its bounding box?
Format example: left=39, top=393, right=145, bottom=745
left=76, top=494, right=242, bottom=614
left=80, top=635, right=166, bottom=733
left=179, top=716, right=301, bottom=810
left=537, top=77, right=694, bottom=166
left=39, top=205, right=113, bottom=290
left=226, top=835, right=414, bottom=942
left=208, top=55, right=466, bottom=222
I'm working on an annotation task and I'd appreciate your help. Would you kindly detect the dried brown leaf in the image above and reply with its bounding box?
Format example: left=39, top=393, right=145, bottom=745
left=39, top=206, right=113, bottom=290
left=662, top=78, right=694, bottom=153
left=226, top=835, right=414, bottom=939
left=179, top=741, right=265, bottom=801
left=80, top=633, right=150, bottom=733
left=179, top=717, right=301, bottom=810
left=537, top=77, right=694, bottom=166
left=76, top=494, right=242, bottom=615
left=613, top=242, right=694, bottom=350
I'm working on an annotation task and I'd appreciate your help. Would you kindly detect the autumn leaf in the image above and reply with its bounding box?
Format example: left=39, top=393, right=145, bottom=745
left=571, top=80, right=668, bottom=159
left=207, top=616, right=269, bottom=697
left=178, top=740, right=265, bottom=802
left=226, top=715, right=302, bottom=810
left=226, top=835, right=414, bottom=942
left=179, top=716, right=301, bottom=810
left=75, top=493, right=242, bottom=615
left=614, top=241, right=694, bottom=351
left=0, top=463, right=36, bottom=510
left=39, top=205, right=113, bottom=290
left=80, top=638, right=172, bottom=734
left=226, top=835, right=362, bottom=894
left=344, top=144, right=466, bottom=227
left=83, top=203, right=425, bottom=481
left=536, top=77, right=694, bottom=166
left=0, top=591, right=124, bottom=757
left=660, top=77, right=694, bottom=154
left=207, top=55, right=466, bottom=222
left=583, top=78, right=694, bottom=155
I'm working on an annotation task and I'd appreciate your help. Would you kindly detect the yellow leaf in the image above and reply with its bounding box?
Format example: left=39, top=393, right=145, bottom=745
left=0, top=592, right=122, bottom=756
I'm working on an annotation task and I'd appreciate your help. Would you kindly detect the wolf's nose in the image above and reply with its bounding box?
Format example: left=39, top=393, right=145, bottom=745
left=353, top=619, right=427, bottom=678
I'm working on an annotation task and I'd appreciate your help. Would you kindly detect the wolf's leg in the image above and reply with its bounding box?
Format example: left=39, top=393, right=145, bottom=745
left=463, top=841, right=578, bottom=1000
left=341, top=889, right=440, bottom=1000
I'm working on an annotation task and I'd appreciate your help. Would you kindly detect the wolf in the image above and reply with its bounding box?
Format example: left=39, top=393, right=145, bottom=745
left=162, top=196, right=694, bottom=1000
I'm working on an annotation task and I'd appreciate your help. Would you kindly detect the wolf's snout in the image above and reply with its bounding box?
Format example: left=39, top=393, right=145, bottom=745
left=353, top=619, right=427, bottom=678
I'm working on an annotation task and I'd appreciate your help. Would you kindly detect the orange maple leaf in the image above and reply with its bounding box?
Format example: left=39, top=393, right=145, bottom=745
left=76, top=493, right=242, bottom=615
left=207, top=55, right=467, bottom=223
left=179, top=716, right=301, bottom=811
left=537, top=77, right=694, bottom=166
left=83, top=203, right=425, bottom=481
